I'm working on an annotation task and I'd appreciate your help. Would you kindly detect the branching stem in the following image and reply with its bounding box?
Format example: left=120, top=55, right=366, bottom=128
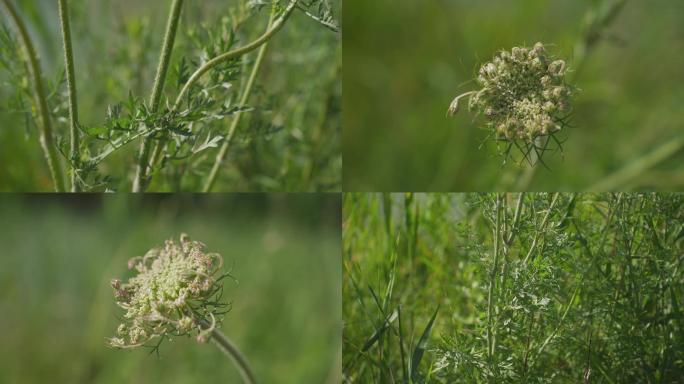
left=143, top=1, right=297, bottom=190
left=173, top=0, right=297, bottom=111
left=1, top=0, right=65, bottom=191
left=201, top=3, right=278, bottom=192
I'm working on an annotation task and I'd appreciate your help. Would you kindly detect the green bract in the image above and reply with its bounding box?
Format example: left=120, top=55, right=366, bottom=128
left=109, top=234, right=228, bottom=348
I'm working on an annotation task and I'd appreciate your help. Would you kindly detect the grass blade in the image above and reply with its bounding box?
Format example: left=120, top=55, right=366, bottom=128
left=362, top=307, right=399, bottom=352
left=410, top=305, right=439, bottom=382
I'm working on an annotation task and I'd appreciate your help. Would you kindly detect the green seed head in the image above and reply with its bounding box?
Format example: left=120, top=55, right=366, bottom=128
left=468, top=42, right=572, bottom=143
left=108, top=234, right=228, bottom=349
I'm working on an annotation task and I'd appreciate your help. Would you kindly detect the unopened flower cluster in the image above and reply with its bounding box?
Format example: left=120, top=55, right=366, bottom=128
left=469, top=42, right=571, bottom=142
left=109, top=234, right=225, bottom=348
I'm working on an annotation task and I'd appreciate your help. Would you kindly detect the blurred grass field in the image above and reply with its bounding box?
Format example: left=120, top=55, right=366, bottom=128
left=343, top=0, right=684, bottom=191
left=0, top=0, right=341, bottom=191
left=0, top=194, right=341, bottom=383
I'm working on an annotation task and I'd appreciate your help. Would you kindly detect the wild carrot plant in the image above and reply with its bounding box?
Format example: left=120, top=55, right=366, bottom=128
left=0, top=0, right=339, bottom=191
left=343, top=193, right=684, bottom=383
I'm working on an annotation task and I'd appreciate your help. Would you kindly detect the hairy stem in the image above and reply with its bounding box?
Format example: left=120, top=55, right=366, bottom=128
left=209, top=327, right=257, bottom=384
left=201, top=4, right=278, bottom=192
left=1, top=0, right=65, bottom=191
left=58, top=0, right=80, bottom=192
left=173, top=0, right=297, bottom=111
left=132, top=0, right=184, bottom=192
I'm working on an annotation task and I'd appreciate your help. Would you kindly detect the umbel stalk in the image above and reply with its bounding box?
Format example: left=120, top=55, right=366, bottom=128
left=207, top=325, right=257, bottom=384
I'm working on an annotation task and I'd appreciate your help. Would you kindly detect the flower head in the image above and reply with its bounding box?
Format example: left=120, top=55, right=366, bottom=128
left=449, top=42, right=573, bottom=163
left=469, top=42, right=571, bottom=141
left=108, top=234, right=229, bottom=349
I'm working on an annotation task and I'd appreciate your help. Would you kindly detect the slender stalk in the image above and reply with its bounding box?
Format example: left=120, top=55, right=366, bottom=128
left=209, top=327, right=257, bottom=384
left=486, top=194, right=502, bottom=361
left=173, top=0, right=297, bottom=111
left=201, top=4, right=278, bottom=192
left=522, top=193, right=560, bottom=265
left=1, top=0, right=65, bottom=191
left=535, top=284, right=581, bottom=358
left=58, top=0, right=80, bottom=192
left=505, top=192, right=525, bottom=245
left=132, top=0, right=184, bottom=192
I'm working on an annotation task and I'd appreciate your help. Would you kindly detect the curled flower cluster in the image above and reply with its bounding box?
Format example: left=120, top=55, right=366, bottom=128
left=109, top=234, right=228, bottom=349
left=450, top=42, right=572, bottom=147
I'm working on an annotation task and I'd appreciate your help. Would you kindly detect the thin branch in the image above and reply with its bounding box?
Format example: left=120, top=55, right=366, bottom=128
left=201, top=2, right=278, bottom=192
left=173, top=0, right=298, bottom=111
left=487, top=194, right=502, bottom=361
left=523, top=193, right=560, bottom=265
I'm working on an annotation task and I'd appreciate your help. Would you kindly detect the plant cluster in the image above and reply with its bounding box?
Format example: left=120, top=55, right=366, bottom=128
left=343, top=193, right=684, bottom=383
left=0, top=0, right=339, bottom=191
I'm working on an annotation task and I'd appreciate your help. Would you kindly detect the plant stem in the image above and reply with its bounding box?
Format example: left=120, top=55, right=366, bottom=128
left=486, top=194, right=502, bottom=362
left=209, top=327, right=257, bottom=384
left=132, top=0, right=184, bottom=192
left=201, top=4, right=278, bottom=192
left=173, top=0, right=297, bottom=111
left=505, top=192, right=525, bottom=245
left=58, top=0, right=80, bottom=192
left=522, top=193, right=560, bottom=265
left=535, top=284, right=581, bottom=359
left=1, top=0, right=65, bottom=191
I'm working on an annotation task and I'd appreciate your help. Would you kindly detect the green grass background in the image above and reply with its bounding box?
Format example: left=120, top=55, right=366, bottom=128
left=343, top=0, right=684, bottom=191
left=0, top=0, right=340, bottom=192
left=0, top=194, right=341, bottom=383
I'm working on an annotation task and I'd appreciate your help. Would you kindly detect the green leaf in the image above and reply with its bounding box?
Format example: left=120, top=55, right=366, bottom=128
left=410, top=305, right=439, bottom=383
left=361, top=307, right=398, bottom=352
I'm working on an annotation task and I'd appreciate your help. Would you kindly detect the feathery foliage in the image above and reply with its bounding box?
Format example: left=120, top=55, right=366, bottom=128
left=343, top=193, right=684, bottom=383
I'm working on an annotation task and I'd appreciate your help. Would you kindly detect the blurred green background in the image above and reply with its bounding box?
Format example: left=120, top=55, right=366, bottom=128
left=343, top=0, right=684, bottom=191
left=0, top=0, right=340, bottom=191
left=0, top=194, right=341, bottom=383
